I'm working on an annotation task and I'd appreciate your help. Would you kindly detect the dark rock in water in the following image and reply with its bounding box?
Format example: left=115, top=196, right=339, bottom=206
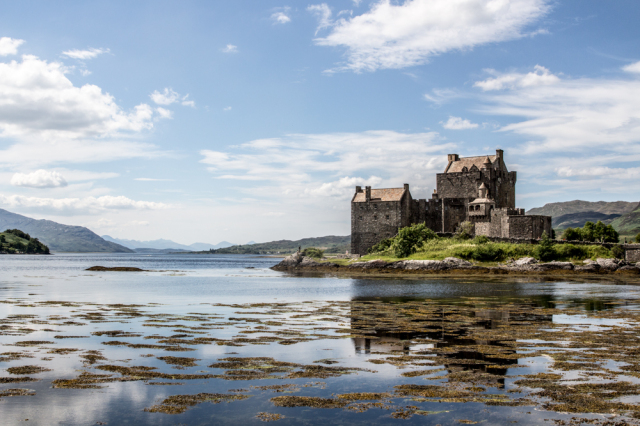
left=616, top=265, right=640, bottom=274
left=86, top=266, right=147, bottom=272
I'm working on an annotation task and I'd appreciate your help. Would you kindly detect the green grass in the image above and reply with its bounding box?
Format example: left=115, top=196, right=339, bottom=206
left=336, top=238, right=614, bottom=265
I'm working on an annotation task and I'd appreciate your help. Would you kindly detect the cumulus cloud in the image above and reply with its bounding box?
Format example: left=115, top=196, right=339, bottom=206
left=0, top=54, right=157, bottom=142
left=11, top=170, right=68, bottom=188
left=474, top=65, right=560, bottom=91
left=200, top=130, right=452, bottom=200
left=61, top=47, right=109, bottom=60
left=441, top=116, right=478, bottom=130
left=0, top=194, right=169, bottom=214
left=271, top=9, right=291, bottom=24
left=222, top=44, right=238, bottom=53
left=623, top=61, right=640, bottom=74
left=475, top=65, right=640, bottom=155
left=313, top=0, right=550, bottom=73
left=0, top=37, right=25, bottom=56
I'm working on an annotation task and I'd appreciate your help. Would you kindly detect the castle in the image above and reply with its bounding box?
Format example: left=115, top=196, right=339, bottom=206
left=350, top=150, right=552, bottom=255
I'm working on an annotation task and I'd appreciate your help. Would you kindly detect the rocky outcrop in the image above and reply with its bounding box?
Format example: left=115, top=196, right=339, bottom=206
left=271, top=255, right=639, bottom=279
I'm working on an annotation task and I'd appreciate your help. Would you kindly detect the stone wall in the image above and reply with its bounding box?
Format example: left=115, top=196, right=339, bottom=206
left=351, top=199, right=404, bottom=255
left=506, top=215, right=552, bottom=239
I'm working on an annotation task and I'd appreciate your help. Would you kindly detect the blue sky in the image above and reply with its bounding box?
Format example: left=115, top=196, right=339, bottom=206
left=0, top=0, right=639, bottom=245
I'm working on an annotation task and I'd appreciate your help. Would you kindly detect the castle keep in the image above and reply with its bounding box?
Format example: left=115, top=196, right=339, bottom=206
left=350, top=150, right=552, bottom=255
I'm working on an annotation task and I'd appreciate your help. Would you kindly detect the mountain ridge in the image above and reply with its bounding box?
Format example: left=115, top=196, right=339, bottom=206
left=0, top=209, right=132, bottom=253
left=102, top=235, right=234, bottom=251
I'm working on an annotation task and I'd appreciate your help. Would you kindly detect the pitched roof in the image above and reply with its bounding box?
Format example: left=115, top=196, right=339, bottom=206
left=445, top=155, right=501, bottom=173
left=353, top=188, right=406, bottom=203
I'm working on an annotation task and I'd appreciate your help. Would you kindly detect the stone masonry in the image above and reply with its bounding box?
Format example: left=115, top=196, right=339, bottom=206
left=351, top=150, right=552, bottom=255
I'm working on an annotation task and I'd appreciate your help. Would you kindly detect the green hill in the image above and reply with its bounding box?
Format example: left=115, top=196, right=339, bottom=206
left=0, top=209, right=133, bottom=253
left=527, top=200, right=637, bottom=217
left=552, top=212, right=621, bottom=231
left=610, top=203, right=640, bottom=236
left=210, top=235, right=350, bottom=255
left=0, top=229, right=50, bottom=254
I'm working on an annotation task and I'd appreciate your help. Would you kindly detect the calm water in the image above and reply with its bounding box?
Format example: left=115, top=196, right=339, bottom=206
left=1, top=253, right=640, bottom=425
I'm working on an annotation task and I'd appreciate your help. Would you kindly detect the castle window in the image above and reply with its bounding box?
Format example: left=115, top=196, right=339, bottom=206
left=385, top=215, right=390, bottom=219
left=374, top=204, right=378, bottom=209
left=462, top=166, right=468, bottom=172
left=373, top=215, right=377, bottom=220
left=359, top=216, right=362, bottom=220
left=469, top=206, right=473, bottom=212
left=475, top=205, right=480, bottom=211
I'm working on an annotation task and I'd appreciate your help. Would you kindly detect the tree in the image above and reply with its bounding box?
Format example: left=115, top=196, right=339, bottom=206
left=391, top=224, right=438, bottom=258
left=302, top=247, right=324, bottom=258
left=454, top=221, right=475, bottom=240
left=534, top=231, right=555, bottom=261
left=562, top=228, right=581, bottom=241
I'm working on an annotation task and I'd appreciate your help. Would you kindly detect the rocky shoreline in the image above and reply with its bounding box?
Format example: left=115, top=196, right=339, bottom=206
left=271, top=252, right=640, bottom=280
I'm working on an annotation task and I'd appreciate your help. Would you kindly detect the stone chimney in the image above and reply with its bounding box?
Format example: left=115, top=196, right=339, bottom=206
left=355, top=186, right=362, bottom=193
left=365, top=186, right=371, bottom=202
left=404, top=183, right=409, bottom=191
left=496, top=149, right=503, bottom=160
left=447, top=154, right=459, bottom=162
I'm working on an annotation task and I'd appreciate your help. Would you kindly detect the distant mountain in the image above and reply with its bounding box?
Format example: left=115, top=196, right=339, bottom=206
left=133, top=248, right=189, bottom=254
left=0, top=209, right=132, bottom=253
left=102, top=236, right=234, bottom=251
left=552, top=212, right=622, bottom=230
left=212, top=235, right=350, bottom=255
left=527, top=200, right=637, bottom=217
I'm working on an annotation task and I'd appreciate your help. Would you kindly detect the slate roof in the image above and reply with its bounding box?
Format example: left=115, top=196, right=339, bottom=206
left=445, top=155, right=501, bottom=173
left=353, top=188, right=406, bottom=203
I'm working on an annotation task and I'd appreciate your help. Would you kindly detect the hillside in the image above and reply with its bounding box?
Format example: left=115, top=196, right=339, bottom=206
left=0, top=229, right=50, bottom=254
left=527, top=200, right=637, bottom=217
left=552, top=212, right=622, bottom=230
left=102, top=235, right=234, bottom=251
left=211, top=235, right=350, bottom=255
left=610, top=203, right=640, bottom=236
left=0, top=209, right=132, bottom=253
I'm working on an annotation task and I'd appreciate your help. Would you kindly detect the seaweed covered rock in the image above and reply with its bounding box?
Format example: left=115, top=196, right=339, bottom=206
left=596, top=258, right=620, bottom=271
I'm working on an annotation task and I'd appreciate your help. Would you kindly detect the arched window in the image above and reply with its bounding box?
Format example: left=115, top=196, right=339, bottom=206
left=462, top=166, right=468, bottom=172
left=469, top=206, right=473, bottom=212
left=475, top=205, right=480, bottom=211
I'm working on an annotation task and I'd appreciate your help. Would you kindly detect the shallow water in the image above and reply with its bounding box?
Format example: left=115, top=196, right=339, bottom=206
left=2, top=253, right=640, bottom=425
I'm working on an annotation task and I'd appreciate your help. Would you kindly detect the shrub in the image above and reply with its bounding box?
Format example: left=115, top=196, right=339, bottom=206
left=471, top=243, right=504, bottom=262
left=534, top=232, right=555, bottom=261
left=302, top=247, right=324, bottom=258
left=554, top=244, right=586, bottom=260
left=368, top=238, right=393, bottom=254
left=635, top=233, right=640, bottom=244
left=562, top=228, right=581, bottom=241
left=472, top=235, right=490, bottom=245
left=454, top=221, right=475, bottom=240
left=391, top=224, right=438, bottom=258
left=5, top=229, right=30, bottom=240
left=611, top=245, right=625, bottom=260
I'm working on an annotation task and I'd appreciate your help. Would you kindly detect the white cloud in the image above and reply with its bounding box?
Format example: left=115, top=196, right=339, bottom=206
left=61, top=47, right=109, bottom=60
left=271, top=11, right=291, bottom=24
left=181, top=94, right=195, bottom=107
left=622, top=61, right=640, bottom=74
left=223, top=106, right=232, bottom=111
left=440, top=116, right=478, bottom=130
left=475, top=65, right=640, bottom=154
left=11, top=170, right=68, bottom=188
left=150, top=88, right=179, bottom=105
left=0, top=54, right=157, bottom=142
left=135, top=178, right=174, bottom=181
left=200, top=130, right=452, bottom=200
left=128, top=220, right=150, bottom=226
left=556, top=166, right=640, bottom=180
left=156, top=107, right=173, bottom=119
left=0, top=37, right=25, bottom=56
left=222, top=44, right=238, bottom=53
left=474, top=65, right=560, bottom=91
left=0, top=194, right=169, bottom=214
left=308, top=4, right=333, bottom=34
left=313, top=0, right=550, bottom=73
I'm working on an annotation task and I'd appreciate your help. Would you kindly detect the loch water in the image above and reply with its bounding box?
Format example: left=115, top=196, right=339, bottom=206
left=2, top=253, right=640, bottom=425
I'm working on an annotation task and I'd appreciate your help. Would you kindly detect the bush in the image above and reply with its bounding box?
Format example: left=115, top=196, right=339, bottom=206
left=560, top=222, right=618, bottom=243
left=611, top=245, right=625, bottom=260
left=454, top=221, right=475, bottom=240
left=534, top=232, right=555, bottom=261
left=471, top=243, right=504, bottom=262
left=368, top=238, right=393, bottom=254
left=635, top=233, right=640, bottom=244
left=391, top=224, right=438, bottom=258
left=562, top=228, right=581, bottom=241
left=302, top=247, right=324, bottom=258
left=472, top=235, right=490, bottom=245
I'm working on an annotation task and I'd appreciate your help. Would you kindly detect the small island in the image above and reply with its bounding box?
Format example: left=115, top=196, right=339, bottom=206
left=0, top=229, right=50, bottom=254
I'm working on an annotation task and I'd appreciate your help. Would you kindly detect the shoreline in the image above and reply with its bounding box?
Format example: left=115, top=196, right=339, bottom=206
left=271, top=253, right=640, bottom=283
